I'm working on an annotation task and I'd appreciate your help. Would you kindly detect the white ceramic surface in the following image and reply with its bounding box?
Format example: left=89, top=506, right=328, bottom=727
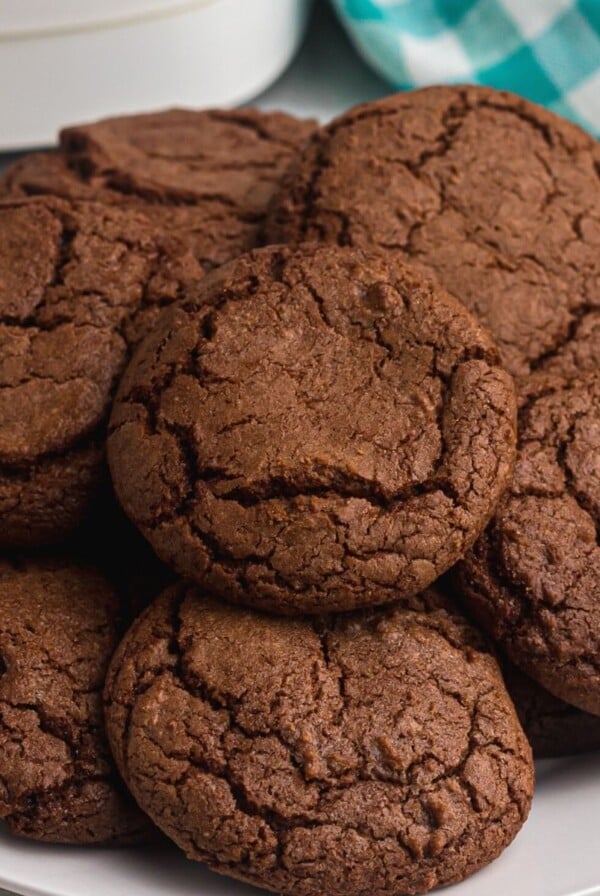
left=0, top=0, right=217, bottom=35
left=1, top=756, right=600, bottom=896
left=0, top=0, right=312, bottom=149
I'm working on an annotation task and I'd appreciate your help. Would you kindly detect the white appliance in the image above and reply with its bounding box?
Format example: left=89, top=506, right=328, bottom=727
left=0, top=0, right=312, bottom=149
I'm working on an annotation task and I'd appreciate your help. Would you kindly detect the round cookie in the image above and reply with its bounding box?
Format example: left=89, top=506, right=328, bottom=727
left=457, top=371, right=600, bottom=715
left=0, top=195, right=201, bottom=548
left=105, top=582, right=533, bottom=896
left=1, top=108, right=316, bottom=272
left=0, top=557, right=148, bottom=844
left=503, top=660, right=600, bottom=759
left=266, top=85, right=600, bottom=379
left=108, top=244, right=517, bottom=614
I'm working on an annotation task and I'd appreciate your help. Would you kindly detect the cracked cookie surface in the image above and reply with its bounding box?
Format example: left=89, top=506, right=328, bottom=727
left=104, top=582, right=533, bottom=896
left=503, top=660, right=600, bottom=758
left=108, top=244, right=517, bottom=614
left=0, top=195, right=201, bottom=547
left=1, top=108, right=316, bottom=273
left=457, top=372, right=600, bottom=715
left=0, top=556, right=148, bottom=844
left=266, top=86, right=600, bottom=379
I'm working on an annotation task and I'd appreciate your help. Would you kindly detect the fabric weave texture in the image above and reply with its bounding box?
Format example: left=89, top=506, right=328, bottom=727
left=331, top=0, right=600, bottom=134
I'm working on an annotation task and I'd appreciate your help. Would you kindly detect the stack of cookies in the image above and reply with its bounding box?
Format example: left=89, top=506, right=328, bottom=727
left=0, top=86, right=599, bottom=895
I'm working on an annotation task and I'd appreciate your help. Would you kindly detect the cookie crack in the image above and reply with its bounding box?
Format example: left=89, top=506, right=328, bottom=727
left=555, top=417, right=600, bottom=546
left=124, top=268, right=502, bottom=526
left=0, top=214, right=76, bottom=331
left=0, top=428, right=104, bottom=478
left=529, top=304, right=598, bottom=374
left=206, top=468, right=458, bottom=509
left=4, top=771, right=126, bottom=827
left=405, top=92, right=471, bottom=180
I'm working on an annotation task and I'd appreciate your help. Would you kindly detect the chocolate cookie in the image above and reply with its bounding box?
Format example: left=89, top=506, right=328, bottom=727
left=0, top=557, right=148, bottom=844
left=0, top=195, right=201, bottom=548
left=1, top=108, right=316, bottom=272
left=104, top=582, right=533, bottom=896
left=0, top=151, right=101, bottom=202
left=457, top=372, right=600, bottom=715
left=266, top=86, right=600, bottom=379
left=108, top=244, right=517, bottom=614
left=503, top=661, right=600, bottom=759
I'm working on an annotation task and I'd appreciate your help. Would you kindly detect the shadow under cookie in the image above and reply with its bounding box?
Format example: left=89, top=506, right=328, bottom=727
left=503, top=660, right=600, bottom=759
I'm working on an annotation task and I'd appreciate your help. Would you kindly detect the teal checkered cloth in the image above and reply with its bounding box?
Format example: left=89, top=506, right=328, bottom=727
left=331, top=0, right=600, bottom=135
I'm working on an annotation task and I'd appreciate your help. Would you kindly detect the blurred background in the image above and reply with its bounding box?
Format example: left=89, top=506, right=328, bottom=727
left=1, top=0, right=598, bottom=168
left=0, top=1, right=385, bottom=166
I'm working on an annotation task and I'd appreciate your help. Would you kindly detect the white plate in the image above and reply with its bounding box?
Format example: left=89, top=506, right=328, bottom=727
left=1, top=756, right=600, bottom=896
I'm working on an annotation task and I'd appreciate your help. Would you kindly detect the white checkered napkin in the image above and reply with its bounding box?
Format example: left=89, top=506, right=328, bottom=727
left=331, top=0, right=600, bottom=135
